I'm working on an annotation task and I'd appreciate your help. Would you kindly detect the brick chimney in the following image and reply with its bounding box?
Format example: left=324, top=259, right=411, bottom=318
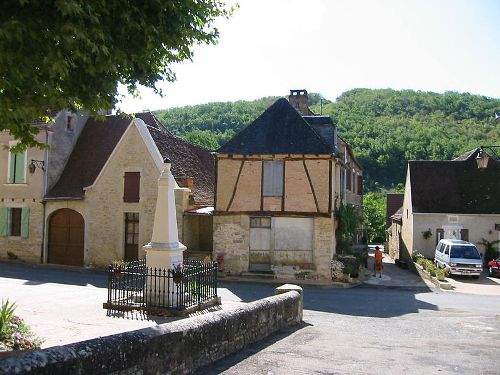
left=288, top=89, right=314, bottom=115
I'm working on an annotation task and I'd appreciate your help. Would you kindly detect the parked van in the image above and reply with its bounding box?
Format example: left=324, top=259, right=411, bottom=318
left=434, top=239, right=483, bottom=278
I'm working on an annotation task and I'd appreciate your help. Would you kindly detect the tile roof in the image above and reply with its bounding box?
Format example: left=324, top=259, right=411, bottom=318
left=45, top=115, right=131, bottom=199
left=386, top=193, right=404, bottom=227
left=136, top=112, right=214, bottom=206
left=409, top=158, right=500, bottom=214
left=218, top=98, right=335, bottom=155
left=46, top=112, right=215, bottom=206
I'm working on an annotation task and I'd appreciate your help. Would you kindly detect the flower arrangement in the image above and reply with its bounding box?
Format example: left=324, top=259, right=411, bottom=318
left=0, top=300, right=42, bottom=352
left=422, top=229, right=432, bottom=240
left=171, top=263, right=184, bottom=283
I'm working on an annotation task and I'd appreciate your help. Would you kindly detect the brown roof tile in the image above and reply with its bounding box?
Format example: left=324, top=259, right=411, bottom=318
left=386, top=193, right=404, bottom=227
left=46, top=112, right=215, bottom=206
left=409, top=158, right=500, bottom=214
left=136, top=112, right=214, bottom=206
left=45, top=115, right=131, bottom=199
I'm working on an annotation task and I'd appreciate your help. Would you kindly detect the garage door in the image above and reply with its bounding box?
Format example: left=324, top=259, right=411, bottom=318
left=48, top=209, right=84, bottom=266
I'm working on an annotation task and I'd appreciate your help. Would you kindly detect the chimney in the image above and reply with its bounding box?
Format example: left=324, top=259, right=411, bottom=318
left=180, top=177, right=194, bottom=192
left=288, top=89, right=313, bottom=115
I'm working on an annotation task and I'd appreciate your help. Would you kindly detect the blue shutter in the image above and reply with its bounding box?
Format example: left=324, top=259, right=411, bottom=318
left=21, top=208, right=29, bottom=238
left=0, top=208, right=8, bottom=237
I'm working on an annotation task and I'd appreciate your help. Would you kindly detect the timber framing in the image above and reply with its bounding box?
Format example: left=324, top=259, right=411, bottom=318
left=302, top=160, right=319, bottom=213
left=213, top=210, right=332, bottom=218
left=226, top=160, right=244, bottom=211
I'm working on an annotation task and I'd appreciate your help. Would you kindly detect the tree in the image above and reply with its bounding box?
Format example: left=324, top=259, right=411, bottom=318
left=363, top=192, right=386, bottom=243
left=1, top=0, right=232, bottom=150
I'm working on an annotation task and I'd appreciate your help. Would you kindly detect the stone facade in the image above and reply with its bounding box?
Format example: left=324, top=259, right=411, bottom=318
left=44, top=123, right=193, bottom=267
left=213, top=214, right=250, bottom=274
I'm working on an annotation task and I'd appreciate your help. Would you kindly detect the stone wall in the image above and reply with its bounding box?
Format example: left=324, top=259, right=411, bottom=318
left=313, top=216, right=336, bottom=278
left=0, top=290, right=303, bottom=375
left=212, top=214, right=249, bottom=274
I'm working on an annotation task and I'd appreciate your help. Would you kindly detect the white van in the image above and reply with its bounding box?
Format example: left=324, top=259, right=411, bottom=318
left=434, top=239, right=483, bottom=278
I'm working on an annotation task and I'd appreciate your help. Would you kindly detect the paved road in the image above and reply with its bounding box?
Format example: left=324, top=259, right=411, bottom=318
left=1, top=262, right=499, bottom=374
left=201, top=282, right=500, bottom=375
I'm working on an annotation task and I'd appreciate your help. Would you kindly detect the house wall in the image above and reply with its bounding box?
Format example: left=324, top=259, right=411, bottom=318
left=213, top=213, right=335, bottom=279
left=412, top=213, right=500, bottom=258
left=46, top=110, right=88, bottom=191
left=0, top=130, right=47, bottom=262
left=387, top=221, right=402, bottom=259
left=44, top=124, right=192, bottom=267
left=216, top=155, right=332, bottom=214
left=400, top=166, right=414, bottom=260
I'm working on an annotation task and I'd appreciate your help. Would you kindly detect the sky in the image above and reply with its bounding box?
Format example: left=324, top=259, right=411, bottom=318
left=116, top=0, right=500, bottom=113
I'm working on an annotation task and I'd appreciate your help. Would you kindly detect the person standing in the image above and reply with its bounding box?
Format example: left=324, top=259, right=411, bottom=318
left=373, top=246, right=384, bottom=278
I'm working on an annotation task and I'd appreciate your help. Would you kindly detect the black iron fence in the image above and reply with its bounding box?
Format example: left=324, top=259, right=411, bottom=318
left=104, top=259, right=218, bottom=313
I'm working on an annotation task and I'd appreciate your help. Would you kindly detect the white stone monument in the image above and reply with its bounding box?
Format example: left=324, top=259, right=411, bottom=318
left=143, top=159, right=186, bottom=307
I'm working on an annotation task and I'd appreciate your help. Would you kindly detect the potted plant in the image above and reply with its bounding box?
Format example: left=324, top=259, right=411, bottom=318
left=0, top=300, right=42, bottom=358
left=422, top=229, right=432, bottom=240
left=171, top=263, right=183, bottom=284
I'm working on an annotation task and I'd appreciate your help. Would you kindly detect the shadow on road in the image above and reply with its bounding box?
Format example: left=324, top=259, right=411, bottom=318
left=0, top=261, right=107, bottom=288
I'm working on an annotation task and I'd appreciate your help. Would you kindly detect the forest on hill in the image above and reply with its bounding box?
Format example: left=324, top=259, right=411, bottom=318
left=155, top=89, right=500, bottom=191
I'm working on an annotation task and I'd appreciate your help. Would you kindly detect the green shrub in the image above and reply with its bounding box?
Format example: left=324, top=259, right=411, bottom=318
left=478, top=239, right=500, bottom=265
left=435, top=268, right=447, bottom=281
left=334, top=254, right=360, bottom=277
left=0, top=300, right=42, bottom=351
left=411, top=250, right=424, bottom=262
left=427, top=264, right=437, bottom=276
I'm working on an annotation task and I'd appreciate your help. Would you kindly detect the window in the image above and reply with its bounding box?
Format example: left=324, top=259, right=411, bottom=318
left=460, top=229, right=469, bottom=242
left=123, top=172, right=140, bottom=202
left=263, top=160, right=283, bottom=197
left=250, top=217, right=271, bottom=228
left=436, top=229, right=444, bottom=245
left=357, top=175, right=363, bottom=195
left=0, top=207, right=29, bottom=237
left=8, top=146, right=26, bottom=184
left=124, top=212, right=139, bottom=261
left=346, top=170, right=351, bottom=191
left=66, top=115, right=74, bottom=131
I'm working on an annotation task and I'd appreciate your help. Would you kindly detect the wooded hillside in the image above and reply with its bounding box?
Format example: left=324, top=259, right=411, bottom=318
left=154, top=89, right=500, bottom=191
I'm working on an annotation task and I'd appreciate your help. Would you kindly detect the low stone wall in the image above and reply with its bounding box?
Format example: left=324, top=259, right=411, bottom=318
left=0, top=288, right=303, bottom=375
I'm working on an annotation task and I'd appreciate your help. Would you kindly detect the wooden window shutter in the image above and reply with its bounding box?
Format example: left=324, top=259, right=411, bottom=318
left=346, top=170, right=351, bottom=191
left=21, top=207, right=30, bottom=238
left=124, top=172, right=140, bottom=202
left=0, top=207, right=8, bottom=237
left=460, top=229, right=469, bottom=242
left=9, top=151, right=25, bottom=184
left=357, top=175, right=363, bottom=195
left=263, top=161, right=283, bottom=197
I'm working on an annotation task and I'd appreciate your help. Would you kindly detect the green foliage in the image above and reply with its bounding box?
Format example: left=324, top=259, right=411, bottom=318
left=335, top=201, right=363, bottom=254
left=478, top=238, right=500, bottom=264
left=435, top=268, right=447, bottom=281
left=1, top=0, right=233, bottom=150
left=422, top=229, right=433, bottom=240
left=427, top=264, right=437, bottom=276
left=363, top=192, right=386, bottom=243
left=156, top=89, right=499, bottom=190
left=411, top=250, right=424, bottom=262
left=155, top=97, right=278, bottom=145
left=0, top=300, right=16, bottom=334
left=311, top=88, right=500, bottom=190
left=334, top=254, right=360, bottom=277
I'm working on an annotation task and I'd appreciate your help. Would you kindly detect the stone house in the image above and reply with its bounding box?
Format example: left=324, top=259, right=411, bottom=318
left=1, top=112, right=214, bottom=267
left=388, top=149, right=500, bottom=260
left=213, top=90, right=363, bottom=279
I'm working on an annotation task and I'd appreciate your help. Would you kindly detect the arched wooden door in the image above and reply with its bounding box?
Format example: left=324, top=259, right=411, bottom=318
left=48, top=209, right=84, bottom=266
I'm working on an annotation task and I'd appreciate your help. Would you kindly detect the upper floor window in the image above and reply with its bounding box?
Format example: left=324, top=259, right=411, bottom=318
left=0, top=207, right=29, bottom=238
left=123, top=172, right=140, bottom=202
left=346, top=169, right=352, bottom=191
left=357, top=175, right=363, bottom=195
left=7, top=142, right=26, bottom=184
left=263, top=160, right=283, bottom=197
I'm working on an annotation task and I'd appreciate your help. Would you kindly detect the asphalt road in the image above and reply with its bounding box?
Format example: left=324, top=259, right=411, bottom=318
left=1, top=262, right=499, bottom=374
left=201, top=282, right=500, bottom=375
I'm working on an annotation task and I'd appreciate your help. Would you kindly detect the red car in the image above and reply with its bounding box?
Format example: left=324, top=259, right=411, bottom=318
left=487, top=258, right=500, bottom=277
